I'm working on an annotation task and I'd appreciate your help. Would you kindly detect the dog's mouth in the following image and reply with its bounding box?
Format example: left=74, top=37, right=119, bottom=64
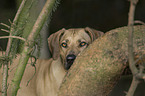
left=65, top=54, right=76, bottom=70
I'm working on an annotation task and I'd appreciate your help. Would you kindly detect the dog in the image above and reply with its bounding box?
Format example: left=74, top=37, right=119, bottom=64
left=0, top=27, right=104, bottom=96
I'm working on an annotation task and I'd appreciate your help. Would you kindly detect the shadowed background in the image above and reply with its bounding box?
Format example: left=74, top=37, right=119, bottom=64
left=0, top=0, right=145, bottom=50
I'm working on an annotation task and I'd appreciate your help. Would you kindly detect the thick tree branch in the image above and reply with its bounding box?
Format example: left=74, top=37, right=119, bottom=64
left=8, top=0, right=60, bottom=95
left=58, top=25, right=145, bottom=96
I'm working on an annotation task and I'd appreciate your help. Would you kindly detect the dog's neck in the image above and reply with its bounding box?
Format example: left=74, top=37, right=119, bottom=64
left=36, top=57, right=66, bottom=96
left=51, top=57, right=66, bottom=85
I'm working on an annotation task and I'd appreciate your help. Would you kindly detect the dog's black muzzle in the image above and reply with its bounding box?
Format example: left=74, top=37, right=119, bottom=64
left=65, top=54, right=76, bottom=70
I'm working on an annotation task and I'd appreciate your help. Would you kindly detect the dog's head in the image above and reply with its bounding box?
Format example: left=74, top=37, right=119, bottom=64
left=48, top=27, right=104, bottom=70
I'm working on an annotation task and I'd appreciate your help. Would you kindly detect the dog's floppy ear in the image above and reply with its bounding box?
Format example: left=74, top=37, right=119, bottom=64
left=48, top=28, right=65, bottom=60
left=85, top=27, right=104, bottom=41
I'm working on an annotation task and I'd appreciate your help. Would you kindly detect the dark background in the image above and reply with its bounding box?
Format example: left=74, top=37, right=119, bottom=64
left=0, top=0, right=145, bottom=50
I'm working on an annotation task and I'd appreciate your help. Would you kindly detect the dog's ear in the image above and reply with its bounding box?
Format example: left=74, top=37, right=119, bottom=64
left=48, top=28, right=65, bottom=60
left=85, top=27, right=104, bottom=41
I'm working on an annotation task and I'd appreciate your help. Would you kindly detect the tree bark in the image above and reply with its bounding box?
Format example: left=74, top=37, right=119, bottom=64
left=58, top=25, right=145, bottom=96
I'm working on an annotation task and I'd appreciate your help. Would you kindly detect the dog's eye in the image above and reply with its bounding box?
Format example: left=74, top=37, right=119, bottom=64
left=61, top=43, right=67, bottom=48
left=80, top=42, right=87, bottom=47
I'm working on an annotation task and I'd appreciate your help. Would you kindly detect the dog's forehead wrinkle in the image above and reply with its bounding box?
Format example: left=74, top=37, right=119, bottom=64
left=76, top=32, right=91, bottom=43
left=60, top=29, right=91, bottom=46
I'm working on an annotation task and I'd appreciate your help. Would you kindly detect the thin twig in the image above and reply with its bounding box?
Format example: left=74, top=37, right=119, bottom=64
left=0, top=36, right=26, bottom=42
left=0, top=23, right=10, bottom=29
left=8, top=19, right=12, bottom=25
left=13, top=0, right=26, bottom=24
left=128, top=0, right=138, bottom=76
left=127, top=77, right=140, bottom=96
left=1, top=29, right=10, bottom=33
left=134, top=20, right=145, bottom=25
left=126, top=0, right=139, bottom=96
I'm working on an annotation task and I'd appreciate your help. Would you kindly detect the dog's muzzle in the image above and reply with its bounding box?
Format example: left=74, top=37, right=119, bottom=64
left=65, top=54, right=76, bottom=70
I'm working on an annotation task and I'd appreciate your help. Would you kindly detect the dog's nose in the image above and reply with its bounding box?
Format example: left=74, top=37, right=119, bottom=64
left=65, top=54, right=76, bottom=70
left=66, top=54, right=76, bottom=61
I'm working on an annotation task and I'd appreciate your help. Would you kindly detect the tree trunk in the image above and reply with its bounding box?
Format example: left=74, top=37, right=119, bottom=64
left=58, top=25, right=145, bottom=96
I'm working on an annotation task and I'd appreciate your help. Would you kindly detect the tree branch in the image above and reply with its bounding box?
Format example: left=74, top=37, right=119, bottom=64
left=58, top=25, right=145, bottom=96
left=126, top=0, right=139, bottom=96
left=128, top=0, right=138, bottom=75
left=8, top=0, right=60, bottom=95
left=1, top=60, right=9, bottom=96
left=1, top=29, right=9, bottom=33
left=0, top=23, right=10, bottom=29
left=134, top=20, right=145, bottom=25
left=0, top=36, right=26, bottom=42
left=1, top=0, right=26, bottom=96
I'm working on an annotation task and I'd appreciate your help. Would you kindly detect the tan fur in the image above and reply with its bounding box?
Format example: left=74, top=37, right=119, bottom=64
left=0, top=27, right=104, bottom=96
